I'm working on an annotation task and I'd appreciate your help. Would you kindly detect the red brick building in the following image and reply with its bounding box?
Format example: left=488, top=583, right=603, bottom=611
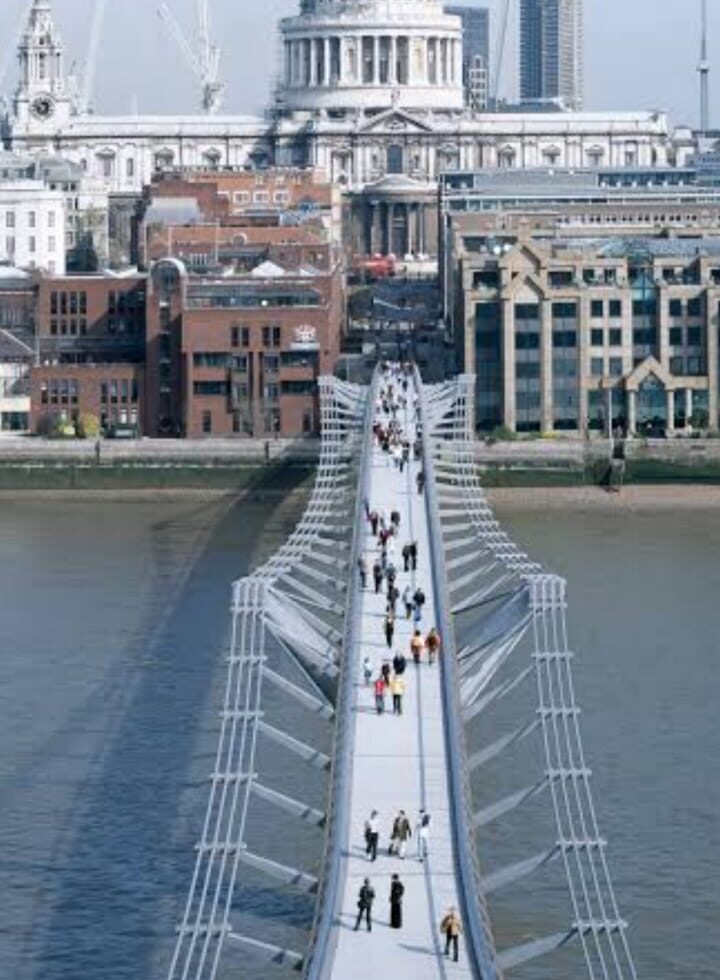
left=145, top=255, right=343, bottom=437
left=31, top=273, right=146, bottom=433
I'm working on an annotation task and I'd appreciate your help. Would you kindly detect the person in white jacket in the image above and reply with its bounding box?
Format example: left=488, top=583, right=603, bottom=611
left=417, top=809, right=431, bottom=862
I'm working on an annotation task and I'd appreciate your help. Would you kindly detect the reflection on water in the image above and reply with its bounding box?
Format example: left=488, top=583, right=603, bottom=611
left=0, top=496, right=716, bottom=979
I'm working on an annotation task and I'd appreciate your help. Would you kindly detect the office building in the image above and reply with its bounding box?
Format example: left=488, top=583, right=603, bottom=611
left=520, top=0, right=584, bottom=110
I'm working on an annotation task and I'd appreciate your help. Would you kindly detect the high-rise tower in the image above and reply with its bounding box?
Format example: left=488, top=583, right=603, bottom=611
left=13, top=0, right=71, bottom=134
left=276, top=0, right=464, bottom=114
left=520, top=0, right=583, bottom=111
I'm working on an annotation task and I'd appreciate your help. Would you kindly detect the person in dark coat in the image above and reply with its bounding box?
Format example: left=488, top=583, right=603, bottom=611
left=354, top=879, right=375, bottom=931
left=384, top=611, right=395, bottom=649
left=373, top=560, right=383, bottom=594
left=389, top=874, right=404, bottom=929
left=409, top=541, right=418, bottom=571
left=402, top=543, right=411, bottom=572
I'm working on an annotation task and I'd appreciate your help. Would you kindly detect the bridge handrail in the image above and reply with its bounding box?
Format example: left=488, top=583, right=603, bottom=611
left=302, top=372, right=377, bottom=980
left=416, top=366, right=503, bottom=980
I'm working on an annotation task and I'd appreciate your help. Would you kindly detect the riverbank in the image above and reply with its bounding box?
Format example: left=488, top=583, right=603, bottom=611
left=1, top=435, right=720, bottom=488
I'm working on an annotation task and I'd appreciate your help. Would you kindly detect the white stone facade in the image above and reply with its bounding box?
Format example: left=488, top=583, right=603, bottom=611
left=0, top=180, right=65, bottom=274
left=1, top=0, right=681, bottom=253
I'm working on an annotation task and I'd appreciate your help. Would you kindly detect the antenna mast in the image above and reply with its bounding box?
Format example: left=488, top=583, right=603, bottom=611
left=699, top=0, right=710, bottom=134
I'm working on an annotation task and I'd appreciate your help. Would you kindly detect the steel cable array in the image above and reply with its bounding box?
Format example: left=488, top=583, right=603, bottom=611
left=419, top=373, right=638, bottom=980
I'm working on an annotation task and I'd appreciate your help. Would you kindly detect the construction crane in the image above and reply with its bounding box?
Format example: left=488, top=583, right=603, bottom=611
left=0, top=0, right=35, bottom=105
left=157, top=0, right=225, bottom=115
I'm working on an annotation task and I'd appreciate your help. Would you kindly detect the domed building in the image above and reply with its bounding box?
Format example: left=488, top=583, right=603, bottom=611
left=4, top=0, right=674, bottom=259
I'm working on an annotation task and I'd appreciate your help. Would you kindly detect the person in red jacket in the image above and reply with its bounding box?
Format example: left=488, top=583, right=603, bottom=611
left=374, top=674, right=386, bottom=714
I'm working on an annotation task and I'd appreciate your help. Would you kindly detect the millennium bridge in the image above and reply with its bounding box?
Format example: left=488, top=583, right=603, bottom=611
left=166, top=369, right=638, bottom=980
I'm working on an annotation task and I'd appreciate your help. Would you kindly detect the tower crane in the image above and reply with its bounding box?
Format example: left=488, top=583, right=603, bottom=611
left=0, top=0, right=35, bottom=104
left=698, top=0, right=710, bottom=135
left=157, top=0, right=225, bottom=114
left=79, top=0, right=108, bottom=113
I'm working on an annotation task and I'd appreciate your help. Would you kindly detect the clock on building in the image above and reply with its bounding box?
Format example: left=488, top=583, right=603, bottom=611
left=30, top=95, right=55, bottom=120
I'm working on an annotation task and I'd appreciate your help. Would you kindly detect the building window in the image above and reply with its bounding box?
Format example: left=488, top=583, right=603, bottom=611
left=126, top=158, right=135, bottom=179
left=28, top=211, right=36, bottom=229
left=387, top=144, right=404, bottom=175
left=591, top=357, right=604, bottom=377
left=687, top=297, right=703, bottom=318
left=202, top=410, right=212, bottom=434
left=687, top=326, right=703, bottom=346
left=48, top=211, right=55, bottom=229
left=669, top=326, right=683, bottom=346
left=28, top=236, right=36, bottom=253
left=194, top=381, right=229, bottom=396
left=670, top=356, right=684, bottom=375
left=590, top=328, right=604, bottom=347
left=609, top=357, right=623, bottom=377
left=590, top=300, right=604, bottom=319
left=609, top=299, right=622, bottom=318
left=669, top=298, right=683, bottom=318
left=6, top=212, right=15, bottom=229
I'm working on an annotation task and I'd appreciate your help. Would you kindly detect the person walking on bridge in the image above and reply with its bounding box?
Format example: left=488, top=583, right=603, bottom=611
left=426, top=627, right=441, bottom=666
left=389, top=874, right=405, bottom=929
left=416, top=809, right=431, bottom=862
left=373, top=560, right=383, bottom=594
left=384, top=611, right=396, bottom=650
left=374, top=674, right=386, bottom=715
left=402, top=584, right=413, bottom=619
left=391, top=810, right=412, bottom=858
left=410, top=630, right=424, bottom=666
left=354, top=879, right=375, bottom=932
left=390, top=673, right=405, bottom=715
left=440, top=907, right=462, bottom=962
left=409, top=541, right=418, bottom=571
left=365, top=810, right=380, bottom=862
left=412, top=586, right=425, bottom=624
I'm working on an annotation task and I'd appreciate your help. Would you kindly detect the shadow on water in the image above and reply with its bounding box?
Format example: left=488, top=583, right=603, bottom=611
left=31, top=463, right=312, bottom=980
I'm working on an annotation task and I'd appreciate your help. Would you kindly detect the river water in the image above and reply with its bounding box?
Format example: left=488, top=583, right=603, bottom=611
left=0, top=494, right=717, bottom=979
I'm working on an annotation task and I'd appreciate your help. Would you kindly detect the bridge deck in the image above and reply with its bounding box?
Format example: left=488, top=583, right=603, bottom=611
left=330, top=398, right=471, bottom=978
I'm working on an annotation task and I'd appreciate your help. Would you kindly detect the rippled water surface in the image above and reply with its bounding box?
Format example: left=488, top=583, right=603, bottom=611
left=0, top=493, right=717, bottom=979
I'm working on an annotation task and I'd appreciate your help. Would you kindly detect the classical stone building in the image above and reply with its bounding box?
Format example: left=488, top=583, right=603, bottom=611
left=3, top=0, right=676, bottom=258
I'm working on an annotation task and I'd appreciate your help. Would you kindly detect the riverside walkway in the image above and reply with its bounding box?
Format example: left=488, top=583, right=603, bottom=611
left=330, top=389, right=470, bottom=976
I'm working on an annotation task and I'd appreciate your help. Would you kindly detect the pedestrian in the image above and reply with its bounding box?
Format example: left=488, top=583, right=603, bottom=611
left=440, top=907, right=462, bottom=962
left=362, top=654, right=373, bottom=687
left=426, top=627, right=441, bottom=665
left=358, top=555, right=367, bottom=590
left=373, top=560, right=383, bottom=594
left=392, top=650, right=407, bottom=675
left=409, top=541, right=418, bottom=571
left=386, top=562, right=397, bottom=588
left=370, top=510, right=379, bottom=536
left=416, top=809, right=431, bottom=861
left=365, top=810, right=380, bottom=861
left=417, top=470, right=425, bottom=494
left=386, top=584, right=399, bottom=615
left=381, top=660, right=391, bottom=686
left=354, top=879, right=375, bottom=932
left=402, top=543, right=411, bottom=573
left=384, top=611, right=395, bottom=650
left=364, top=496, right=371, bottom=521
left=391, top=508, right=401, bottom=530
left=389, top=874, right=405, bottom=929
left=412, top=586, right=425, bottom=623
left=374, top=674, right=386, bottom=714
left=410, top=630, right=424, bottom=666
left=390, top=673, right=405, bottom=715
left=393, top=810, right=412, bottom=858
left=402, top=585, right=413, bottom=620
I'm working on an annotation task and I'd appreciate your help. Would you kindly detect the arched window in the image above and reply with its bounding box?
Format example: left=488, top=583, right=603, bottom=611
left=498, top=146, right=516, bottom=169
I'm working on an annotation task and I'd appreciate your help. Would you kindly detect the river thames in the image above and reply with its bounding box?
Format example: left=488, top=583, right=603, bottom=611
left=0, top=492, right=717, bottom=979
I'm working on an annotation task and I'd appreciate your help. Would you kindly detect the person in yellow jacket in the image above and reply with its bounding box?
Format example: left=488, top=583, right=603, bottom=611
left=390, top=673, right=405, bottom=715
left=440, top=906, right=462, bottom=962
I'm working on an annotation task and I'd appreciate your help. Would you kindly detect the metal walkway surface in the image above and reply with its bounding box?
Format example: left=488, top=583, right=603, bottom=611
left=329, top=391, right=471, bottom=978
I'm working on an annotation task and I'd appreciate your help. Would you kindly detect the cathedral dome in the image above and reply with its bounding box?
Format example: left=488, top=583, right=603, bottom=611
left=277, top=0, right=464, bottom=114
